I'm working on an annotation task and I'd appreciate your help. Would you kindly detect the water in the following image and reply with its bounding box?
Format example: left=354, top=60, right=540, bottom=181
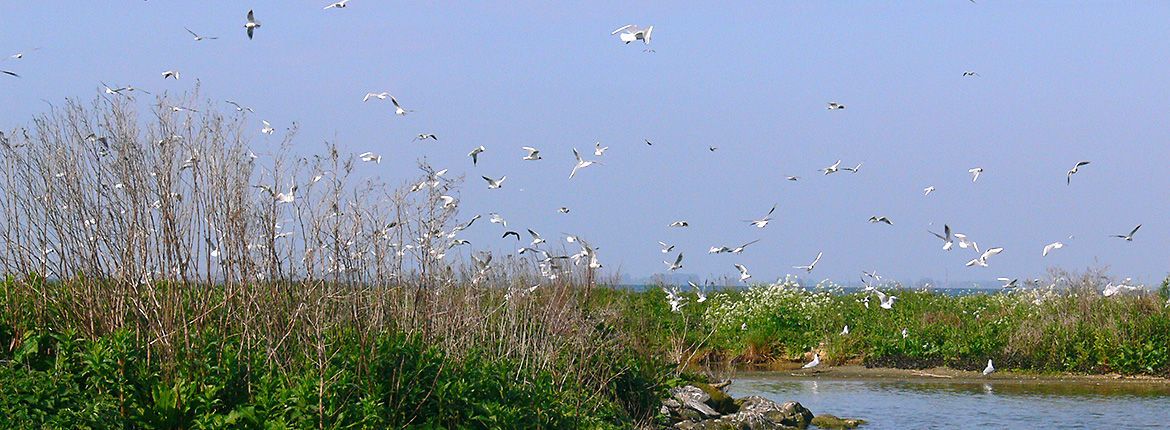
left=728, top=373, right=1170, bottom=429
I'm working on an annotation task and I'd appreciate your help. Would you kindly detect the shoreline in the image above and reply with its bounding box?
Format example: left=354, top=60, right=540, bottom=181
left=726, top=364, right=1170, bottom=387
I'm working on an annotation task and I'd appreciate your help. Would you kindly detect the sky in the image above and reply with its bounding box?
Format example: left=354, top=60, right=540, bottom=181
left=2, top=1, right=1169, bottom=286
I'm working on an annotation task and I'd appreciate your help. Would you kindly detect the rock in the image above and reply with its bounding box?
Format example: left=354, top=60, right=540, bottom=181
left=678, top=408, right=704, bottom=422
left=811, top=414, right=867, bottom=429
left=695, top=382, right=738, bottom=414
left=726, top=397, right=814, bottom=429
left=664, top=398, right=682, bottom=409
left=672, top=385, right=722, bottom=418
left=660, top=382, right=833, bottom=430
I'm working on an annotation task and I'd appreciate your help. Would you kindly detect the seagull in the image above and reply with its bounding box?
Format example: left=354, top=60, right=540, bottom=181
left=746, top=204, right=777, bottom=228
left=1066, top=161, right=1090, bottom=185
left=225, top=100, right=254, bottom=113
left=840, top=325, right=849, bottom=336
left=953, top=233, right=975, bottom=250
left=644, top=139, right=653, bottom=146
left=802, top=353, right=820, bottom=369
left=502, top=231, right=521, bottom=241
left=793, top=252, right=823, bottom=273
left=527, top=229, right=546, bottom=246
left=414, top=133, right=438, bottom=141
left=875, top=290, right=897, bottom=309
left=662, top=286, right=686, bottom=313
left=274, top=186, right=296, bottom=204
left=468, top=146, right=486, bottom=165
left=488, top=213, right=507, bottom=228
left=1103, top=280, right=1139, bottom=297
left=260, top=120, right=275, bottom=135
left=822, top=160, right=842, bottom=175
left=390, top=96, right=411, bottom=115
left=665, top=253, right=683, bottom=271
left=482, top=175, right=506, bottom=189
left=363, top=92, right=389, bottom=102
left=557, top=207, right=570, bottom=214
left=658, top=241, right=675, bottom=253
left=358, top=151, right=381, bottom=163
left=734, top=264, right=751, bottom=282
left=594, top=141, right=608, bottom=156
left=997, top=278, right=1019, bottom=289
left=826, top=102, right=846, bottom=110
left=868, top=216, right=893, bottom=225
left=1, top=70, right=18, bottom=78
left=969, top=167, right=983, bottom=182
left=323, top=0, right=350, bottom=9
left=729, top=239, right=761, bottom=254
left=930, top=224, right=954, bottom=251
left=668, top=221, right=689, bottom=228
left=966, top=247, right=1004, bottom=268
left=708, top=246, right=732, bottom=254
left=786, top=176, right=800, bottom=181
left=963, top=71, right=980, bottom=77
left=569, top=148, right=599, bottom=179
left=185, top=27, right=218, bottom=41
left=244, top=10, right=261, bottom=40
left=161, top=70, right=180, bottom=80
left=1042, top=242, right=1064, bottom=257
left=611, top=24, right=653, bottom=45
left=708, top=146, right=717, bottom=152
left=1112, top=224, right=1141, bottom=241
left=902, top=328, right=910, bottom=339
left=923, top=186, right=936, bottom=196
left=983, top=359, right=995, bottom=375
left=439, top=195, right=456, bottom=209
left=690, top=282, right=708, bottom=303
left=842, top=163, right=863, bottom=174
left=522, top=146, right=542, bottom=160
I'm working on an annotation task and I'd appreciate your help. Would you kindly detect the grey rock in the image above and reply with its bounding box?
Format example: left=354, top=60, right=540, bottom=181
left=673, top=385, right=721, bottom=418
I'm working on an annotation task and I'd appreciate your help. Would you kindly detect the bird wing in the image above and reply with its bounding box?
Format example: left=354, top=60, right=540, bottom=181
left=528, top=229, right=541, bottom=240
left=185, top=27, right=200, bottom=38
left=1077, top=161, right=1090, bottom=167
left=1129, top=224, right=1142, bottom=236
left=390, top=96, right=401, bottom=108
left=734, top=264, right=747, bottom=274
left=740, top=239, right=761, bottom=248
left=247, top=10, right=255, bottom=21
left=673, top=253, right=683, bottom=266
left=811, top=252, right=822, bottom=266
left=982, top=247, right=1004, bottom=259
left=611, top=24, right=634, bottom=35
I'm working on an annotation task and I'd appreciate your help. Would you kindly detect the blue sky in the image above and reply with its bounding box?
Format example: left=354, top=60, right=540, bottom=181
left=2, top=2, right=1169, bottom=285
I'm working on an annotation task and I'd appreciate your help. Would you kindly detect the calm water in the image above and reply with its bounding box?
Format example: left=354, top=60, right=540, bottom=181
left=728, top=374, right=1170, bottom=429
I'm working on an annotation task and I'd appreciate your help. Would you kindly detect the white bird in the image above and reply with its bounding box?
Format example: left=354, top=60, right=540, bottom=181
left=793, top=252, right=823, bottom=273
left=997, top=278, right=1019, bottom=289
left=983, top=359, right=995, bottom=375
left=729, top=239, right=760, bottom=254
left=323, top=0, right=350, bottom=9
left=557, top=207, right=570, bottom=214
left=439, top=195, right=456, bottom=209
left=802, top=353, right=820, bottom=369
left=734, top=264, right=751, bottom=282
left=489, top=213, right=507, bottom=228
left=1066, top=161, right=1090, bottom=185
left=708, top=246, right=732, bottom=254
left=358, top=151, right=381, bottom=163
left=522, top=146, right=542, bottom=160
left=390, top=95, right=411, bottom=115
left=658, top=241, right=675, bottom=254
left=786, top=176, right=800, bottom=181
left=611, top=24, right=653, bottom=45
left=923, top=186, right=935, bottom=196
left=527, top=229, right=545, bottom=246
left=966, top=247, right=1004, bottom=268
left=901, top=328, right=909, bottom=339
left=363, top=92, right=389, bottom=102
left=468, top=146, right=486, bottom=165
left=594, top=141, right=608, bottom=156
left=274, top=186, right=296, bottom=204
left=225, top=100, right=254, bottom=113
left=826, top=102, right=846, bottom=110
left=953, top=233, right=975, bottom=250
left=690, top=281, right=707, bottom=303
left=161, top=70, right=180, bottom=80
left=669, top=221, right=689, bottom=228
left=842, top=163, right=863, bottom=174
left=185, top=27, right=218, bottom=41
left=930, top=224, right=954, bottom=251
left=1103, top=280, right=1139, bottom=297
left=963, top=71, right=980, bottom=77
left=822, top=160, right=842, bottom=175
left=665, top=253, right=683, bottom=271
left=662, top=286, right=686, bottom=313
left=244, top=10, right=261, bottom=40
left=1042, top=241, right=1064, bottom=257
left=569, top=148, right=598, bottom=179
left=969, top=167, right=983, bottom=182
left=414, top=133, right=438, bottom=141
left=868, top=216, right=893, bottom=225
left=482, top=175, right=506, bottom=189
left=874, top=290, right=897, bottom=310
left=840, top=325, right=849, bottom=336
left=260, top=120, right=275, bottom=135
left=746, top=204, right=777, bottom=228
left=1112, top=224, right=1141, bottom=241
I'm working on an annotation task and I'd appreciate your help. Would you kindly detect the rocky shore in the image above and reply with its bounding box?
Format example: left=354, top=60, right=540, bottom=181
left=660, top=382, right=865, bottom=429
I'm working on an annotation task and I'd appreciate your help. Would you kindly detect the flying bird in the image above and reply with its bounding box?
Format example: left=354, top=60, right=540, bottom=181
left=323, top=0, right=350, bottom=9
left=953, top=233, right=977, bottom=251
left=260, top=120, right=275, bottom=135
left=1042, top=242, right=1064, bottom=257
left=822, top=160, right=842, bottom=175
left=868, top=216, right=893, bottom=225
left=358, top=151, right=381, bottom=163
left=664, top=253, right=683, bottom=271
left=658, top=241, right=675, bottom=254
left=668, top=221, right=689, bottom=228
left=557, top=207, right=570, bottom=214
left=161, top=70, right=180, bottom=80
left=969, top=167, right=983, bottom=182
left=527, top=229, right=546, bottom=246
left=929, top=224, right=954, bottom=251
left=963, top=71, right=980, bottom=77
left=734, top=264, right=752, bottom=282
left=826, top=102, right=846, bottom=110
left=923, top=186, right=936, bottom=196
left=482, top=175, right=506, bottom=189
left=747, top=204, right=777, bottom=228
left=489, top=213, right=507, bottom=227
left=1, top=70, right=18, bottom=78
left=874, top=290, right=897, bottom=309
left=244, top=10, right=261, bottom=40
left=185, top=27, right=218, bottom=41
left=569, top=148, right=598, bottom=179
left=966, top=247, right=1004, bottom=268
left=226, top=100, right=254, bottom=113
left=786, top=176, right=800, bottom=181
left=1066, top=161, right=1090, bottom=185
left=1112, top=224, right=1141, bottom=241
left=842, top=163, right=863, bottom=174
left=502, top=231, right=521, bottom=241
left=611, top=24, right=653, bottom=45
left=390, top=95, right=411, bottom=115
left=594, top=141, right=608, bottom=156
left=522, top=146, right=542, bottom=160
left=413, top=133, right=438, bottom=141
left=363, top=92, right=389, bottom=102
left=997, top=278, right=1019, bottom=289
left=793, top=252, right=823, bottom=273
left=729, top=239, right=761, bottom=255
left=468, top=146, right=486, bottom=165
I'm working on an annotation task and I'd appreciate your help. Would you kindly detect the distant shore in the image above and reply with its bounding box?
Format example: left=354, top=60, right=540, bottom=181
left=732, top=365, right=1170, bottom=386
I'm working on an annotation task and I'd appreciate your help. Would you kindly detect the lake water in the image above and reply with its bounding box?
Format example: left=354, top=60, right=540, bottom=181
left=728, top=374, right=1170, bottom=429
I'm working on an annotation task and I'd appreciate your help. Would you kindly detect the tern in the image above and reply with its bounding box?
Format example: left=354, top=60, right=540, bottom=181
left=482, top=175, right=506, bottom=189
left=522, top=146, right=542, bottom=160
left=161, top=70, right=180, bottom=80
left=983, top=359, right=995, bottom=375
left=1042, top=242, right=1064, bottom=257
left=363, top=92, right=389, bottom=102
left=793, top=252, right=823, bottom=273
left=611, top=24, right=653, bottom=45
left=734, top=264, right=752, bottom=282
left=244, top=10, right=261, bottom=40
left=930, top=224, right=954, bottom=251
left=1066, top=161, right=1090, bottom=185
left=868, top=216, right=893, bottom=225
left=185, top=27, right=218, bottom=41
left=822, top=160, right=842, bottom=175
left=969, top=167, right=983, bottom=182
left=1112, top=224, right=1141, bottom=241
left=569, top=148, right=599, bottom=179
left=669, top=221, right=689, bottom=228
left=594, top=141, right=608, bottom=156
left=923, top=186, right=935, bottom=196
left=966, top=247, right=1004, bottom=267
left=323, top=0, right=350, bottom=9
left=875, top=290, right=897, bottom=309
left=746, top=204, right=776, bottom=228
left=802, top=353, right=820, bottom=369
left=468, top=146, right=485, bottom=165
left=658, top=241, right=675, bottom=253
left=358, top=151, right=381, bottom=163
left=665, top=253, right=683, bottom=271
left=826, top=102, right=846, bottom=110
